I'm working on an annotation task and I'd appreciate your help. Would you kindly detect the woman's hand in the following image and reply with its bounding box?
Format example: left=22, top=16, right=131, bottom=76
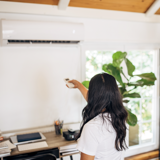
left=66, top=80, right=81, bottom=89
left=66, top=79, right=88, bottom=102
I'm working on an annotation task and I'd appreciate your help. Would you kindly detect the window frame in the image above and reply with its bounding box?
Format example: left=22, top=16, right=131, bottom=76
left=81, top=43, right=159, bottom=157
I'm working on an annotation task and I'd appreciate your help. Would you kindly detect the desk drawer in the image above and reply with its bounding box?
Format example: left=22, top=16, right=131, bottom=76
left=4, top=148, right=59, bottom=160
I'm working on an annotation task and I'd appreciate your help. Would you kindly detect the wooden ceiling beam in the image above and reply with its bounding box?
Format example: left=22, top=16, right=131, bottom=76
left=69, top=0, right=155, bottom=13
left=58, top=0, right=70, bottom=10
left=146, top=0, right=160, bottom=17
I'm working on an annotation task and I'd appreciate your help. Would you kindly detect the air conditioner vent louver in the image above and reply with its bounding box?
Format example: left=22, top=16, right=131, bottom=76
left=8, top=40, right=80, bottom=44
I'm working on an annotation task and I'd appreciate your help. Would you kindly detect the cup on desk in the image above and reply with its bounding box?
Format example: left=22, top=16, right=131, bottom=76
left=54, top=120, right=63, bottom=135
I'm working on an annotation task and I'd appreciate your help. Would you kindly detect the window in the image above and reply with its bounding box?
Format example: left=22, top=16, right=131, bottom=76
left=127, top=50, right=156, bottom=147
left=85, top=49, right=157, bottom=150
left=86, top=50, right=116, bottom=80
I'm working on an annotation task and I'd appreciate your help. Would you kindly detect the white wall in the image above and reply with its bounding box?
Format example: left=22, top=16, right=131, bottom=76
left=1, top=13, right=160, bottom=44
left=0, top=12, right=160, bottom=133
left=0, top=46, right=82, bottom=132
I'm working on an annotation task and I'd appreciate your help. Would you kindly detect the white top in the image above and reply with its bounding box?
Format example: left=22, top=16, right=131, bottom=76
left=76, top=113, right=123, bottom=160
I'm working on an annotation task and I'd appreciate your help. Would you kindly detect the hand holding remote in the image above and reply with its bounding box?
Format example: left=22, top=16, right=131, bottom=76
left=65, top=79, right=88, bottom=101
left=64, top=79, right=80, bottom=89
left=64, top=78, right=75, bottom=88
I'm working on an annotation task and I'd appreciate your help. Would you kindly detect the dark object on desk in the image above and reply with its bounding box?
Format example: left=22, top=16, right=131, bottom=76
left=5, top=153, right=56, bottom=160
left=4, top=148, right=59, bottom=160
left=17, top=132, right=41, bottom=142
left=63, top=130, right=79, bottom=141
left=25, top=153, right=56, bottom=160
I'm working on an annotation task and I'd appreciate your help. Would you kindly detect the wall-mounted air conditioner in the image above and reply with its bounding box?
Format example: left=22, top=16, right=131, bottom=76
left=0, top=20, right=84, bottom=46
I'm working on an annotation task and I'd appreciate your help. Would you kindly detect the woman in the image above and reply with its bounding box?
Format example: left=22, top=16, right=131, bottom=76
left=67, top=73, right=128, bottom=160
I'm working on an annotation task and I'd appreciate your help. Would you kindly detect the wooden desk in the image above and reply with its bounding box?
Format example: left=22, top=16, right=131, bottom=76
left=5, top=131, right=78, bottom=159
left=2, top=132, right=159, bottom=160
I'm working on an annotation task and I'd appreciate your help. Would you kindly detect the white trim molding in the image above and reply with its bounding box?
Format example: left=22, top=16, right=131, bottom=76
left=146, top=0, right=160, bottom=17
left=0, top=1, right=160, bottom=23
left=0, top=20, right=2, bottom=46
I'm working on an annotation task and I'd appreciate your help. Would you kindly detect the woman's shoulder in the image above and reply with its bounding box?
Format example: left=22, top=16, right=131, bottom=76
left=82, top=113, right=114, bottom=143
left=85, top=113, right=111, bottom=129
left=88, top=113, right=111, bottom=123
left=84, top=113, right=114, bottom=137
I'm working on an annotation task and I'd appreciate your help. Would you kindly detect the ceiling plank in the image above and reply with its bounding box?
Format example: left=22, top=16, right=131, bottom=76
left=146, top=0, right=160, bottom=16
left=155, top=8, right=160, bottom=14
left=58, top=0, right=70, bottom=10
left=69, top=0, right=155, bottom=13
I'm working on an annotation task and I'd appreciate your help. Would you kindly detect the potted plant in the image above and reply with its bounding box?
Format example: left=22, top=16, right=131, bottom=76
left=82, top=51, right=157, bottom=127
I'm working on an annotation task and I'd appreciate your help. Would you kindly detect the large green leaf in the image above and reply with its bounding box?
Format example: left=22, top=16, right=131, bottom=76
left=102, top=64, right=112, bottom=74
left=123, top=100, right=130, bottom=103
left=136, top=79, right=155, bottom=86
left=126, top=107, right=137, bottom=126
left=127, top=81, right=143, bottom=87
left=123, top=92, right=141, bottom=98
left=127, top=79, right=154, bottom=87
left=82, top=81, right=90, bottom=89
left=125, top=58, right=135, bottom=76
left=102, top=63, right=124, bottom=87
left=135, top=72, right=157, bottom=81
left=112, top=51, right=127, bottom=67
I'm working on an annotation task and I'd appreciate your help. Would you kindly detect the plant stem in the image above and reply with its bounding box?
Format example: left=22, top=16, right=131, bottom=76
left=121, top=70, right=129, bottom=82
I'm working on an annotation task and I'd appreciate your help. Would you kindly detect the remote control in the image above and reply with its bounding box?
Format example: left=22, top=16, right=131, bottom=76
left=64, top=78, right=75, bottom=88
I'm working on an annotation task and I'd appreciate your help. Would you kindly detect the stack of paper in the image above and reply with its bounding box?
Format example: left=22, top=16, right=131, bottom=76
left=60, top=144, right=79, bottom=156
left=0, top=143, right=8, bottom=149
left=0, top=148, right=11, bottom=158
left=0, top=140, right=16, bottom=158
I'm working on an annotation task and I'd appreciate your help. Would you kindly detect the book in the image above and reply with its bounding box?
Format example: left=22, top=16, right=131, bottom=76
left=60, top=148, right=78, bottom=153
left=17, top=132, right=42, bottom=142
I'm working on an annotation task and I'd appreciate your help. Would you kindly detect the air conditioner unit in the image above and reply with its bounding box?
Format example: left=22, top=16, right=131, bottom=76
left=0, top=20, right=84, bottom=46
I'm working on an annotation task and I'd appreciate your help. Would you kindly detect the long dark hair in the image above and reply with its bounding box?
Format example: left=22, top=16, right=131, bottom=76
left=76, top=73, right=128, bottom=151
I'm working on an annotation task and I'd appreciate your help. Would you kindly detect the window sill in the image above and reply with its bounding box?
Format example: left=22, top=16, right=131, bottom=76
left=125, top=150, right=159, bottom=160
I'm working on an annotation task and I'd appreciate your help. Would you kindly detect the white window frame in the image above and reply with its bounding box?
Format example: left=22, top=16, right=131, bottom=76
left=80, top=43, right=159, bottom=158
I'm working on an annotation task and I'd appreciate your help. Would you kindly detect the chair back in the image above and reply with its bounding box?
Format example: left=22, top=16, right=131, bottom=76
left=24, top=153, right=56, bottom=160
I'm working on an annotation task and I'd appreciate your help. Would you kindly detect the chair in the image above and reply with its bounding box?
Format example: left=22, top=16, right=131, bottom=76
left=22, top=153, right=56, bottom=160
